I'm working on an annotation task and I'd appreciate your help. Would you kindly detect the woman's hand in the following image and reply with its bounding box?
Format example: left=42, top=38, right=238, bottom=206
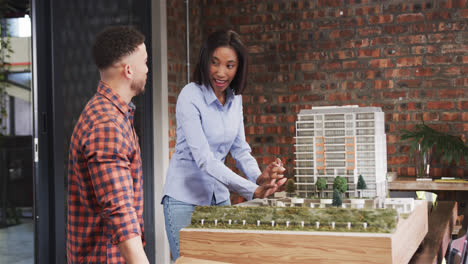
left=254, top=158, right=287, bottom=198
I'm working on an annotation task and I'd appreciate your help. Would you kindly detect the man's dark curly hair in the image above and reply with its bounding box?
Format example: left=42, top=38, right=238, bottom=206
left=92, top=25, right=145, bottom=70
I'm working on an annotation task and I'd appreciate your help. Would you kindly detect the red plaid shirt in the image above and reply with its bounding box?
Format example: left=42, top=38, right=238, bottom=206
left=67, top=82, right=144, bottom=264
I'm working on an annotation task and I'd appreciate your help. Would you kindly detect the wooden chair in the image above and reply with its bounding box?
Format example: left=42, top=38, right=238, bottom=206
left=447, top=233, right=468, bottom=264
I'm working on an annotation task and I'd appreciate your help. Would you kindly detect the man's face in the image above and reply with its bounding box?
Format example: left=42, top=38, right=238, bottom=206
left=128, top=43, right=148, bottom=95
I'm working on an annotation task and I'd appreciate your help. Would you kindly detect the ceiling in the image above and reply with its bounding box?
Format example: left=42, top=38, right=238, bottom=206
left=1, top=0, right=30, bottom=18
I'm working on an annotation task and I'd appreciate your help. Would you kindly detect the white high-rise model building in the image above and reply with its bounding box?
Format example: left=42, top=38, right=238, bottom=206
left=295, top=106, right=387, bottom=199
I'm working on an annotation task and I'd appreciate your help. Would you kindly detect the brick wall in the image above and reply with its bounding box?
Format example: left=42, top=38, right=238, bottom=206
left=167, top=0, right=468, bottom=187
left=167, top=0, right=202, bottom=155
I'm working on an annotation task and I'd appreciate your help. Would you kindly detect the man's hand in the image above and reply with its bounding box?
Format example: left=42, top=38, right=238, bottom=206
left=118, top=235, right=149, bottom=264
left=254, top=158, right=287, bottom=198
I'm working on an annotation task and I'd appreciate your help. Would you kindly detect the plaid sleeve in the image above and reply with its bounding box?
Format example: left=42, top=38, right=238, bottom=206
left=84, top=121, right=141, bottom=245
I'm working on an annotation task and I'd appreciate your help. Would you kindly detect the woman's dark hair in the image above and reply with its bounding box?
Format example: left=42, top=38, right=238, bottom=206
left=193, top=30, right=248, bottom=95
left=92, top=25, right=145, bottom=70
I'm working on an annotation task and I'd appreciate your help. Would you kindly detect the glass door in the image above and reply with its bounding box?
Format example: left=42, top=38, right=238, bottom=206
left=0, top=2, right=34, bottom=263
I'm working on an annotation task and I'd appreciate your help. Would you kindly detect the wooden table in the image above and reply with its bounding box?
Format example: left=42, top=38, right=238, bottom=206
left=388, top=177, right=468, bottom=200
left=410, top=201, right=458, bottom=264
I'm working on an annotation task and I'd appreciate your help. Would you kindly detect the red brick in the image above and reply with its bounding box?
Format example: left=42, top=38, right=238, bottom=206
left=384, top=47, right=409, bottom=57
left=295, top=63, right=316, bottom=71
left=426, top=11, right=452, bottom=20
left=398, top=35, right=427, bottom=44
left=358, top=49, right=380, bottom=58
left=368, top=14, right=393, bottom=24
left=301, top=51, right=326, bottom=61
left=370, top=36, right=394, bottom=46
left=407, top=102, right=422, bottom=110
left=289, top=84, right=311, bottom=92
left=387, top=145, right=396, bottom=155
left=442, top=0, right=468, bottom=8
left=330, top=29, right=354, bottom=39
left=437, top=89, right=465, bottom=98
left=455, top=78, right=468, bottom=86
left=414, top=68, right=438, bottom=77
left=344, top=38, right=370, bottom=48
left=411, top=45, right=437, bottom=54
left=396, top=13, right=425, bottom=23
left=422, top=112, right=440, bottom=121
left=302, top=94, right=324, bottom=101
left=342, top=81, right=365, bottom=90
left=441, top=112, right=460, bottom=121
left=245, top=126, right=265, bottom=135
left=428, top=33, right=456, bottom=43
left=384, top=25, right=409, bottom=34
left=266, top=146, right=281, bottom=155
left=461, top=9, right=468, bottom=18
left=328, top=92, right=352, bottom=102
left=411, top=23, right=437, bottom=33
left=304, top=72, right=327, bottom=80
left=317, top=21, right=339, bottom=29
left=423, top=79, right=452, bottom=88
left=385, top=69, right=412, bottom=78
left=426, top=101, right=455, bottom=110
left=317, top=41, right=339, bottom=50
left=363, top=70, right=382, bottom=79
left=265, top=126, right=285, bottom=134
left=462, top=112, right=468, bottom=121
left=427, top=56, right=452, bottom=65
left=442, top=66, right=462, bottom=76
left=343, top=60, right=367, bottom=69
left=331, top=50, right=354, bottom=60
left=383, top=91, right=406, bottom=99
left=358, top=27, right=382, bottom=36
left=397, top=79, right=422, bottom=88
left=370, top=59, right=394, bottom=68
left=318, top=0, right=341, bottom=7
left=396, top=57, right=423, bottom=67
left=332, top=72, right=354, bottom=79
left=299, top=21, right=314, bottom=30
left=320, top=61, right=341, bottom=70
left=374, top=80, right=394, bottom=89
left=254, top=115, right=277, bottom=124
left=441, top=44, right=468, bottom=54
left=388, top=156, right=409, bottom=165
left=463, top=56, right=468, bottom=64
left=355, top=6, right=380, bottom=16
left=342, top=17, right=366, bottom=27
left=438, top=22, right=466, bottom=31
left=244, top=105, right=260, bottom=115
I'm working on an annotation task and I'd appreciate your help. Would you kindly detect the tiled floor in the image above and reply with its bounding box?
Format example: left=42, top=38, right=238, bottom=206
left=0, top=219, right=34, bottom=264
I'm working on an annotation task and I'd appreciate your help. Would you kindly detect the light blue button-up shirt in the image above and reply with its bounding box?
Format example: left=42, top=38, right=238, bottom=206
left=162, top=82, right=261, bottom=206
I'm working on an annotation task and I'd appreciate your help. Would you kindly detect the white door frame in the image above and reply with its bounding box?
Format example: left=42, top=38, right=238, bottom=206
left=151, top=0, right=170, bottom=263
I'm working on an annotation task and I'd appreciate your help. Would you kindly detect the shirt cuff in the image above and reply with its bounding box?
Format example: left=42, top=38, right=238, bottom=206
left=111, top=223, right=142, bottom=245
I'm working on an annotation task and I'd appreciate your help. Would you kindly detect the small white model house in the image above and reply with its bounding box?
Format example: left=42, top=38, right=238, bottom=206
left=294, top=105, right=387, bottom=199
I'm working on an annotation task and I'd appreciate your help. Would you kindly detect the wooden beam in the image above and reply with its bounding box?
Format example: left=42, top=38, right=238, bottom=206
left=410, top=201, right=457, bottom=264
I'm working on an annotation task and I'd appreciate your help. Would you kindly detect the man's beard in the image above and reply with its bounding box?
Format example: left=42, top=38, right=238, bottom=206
left=131, top=77, right=146, bottom=96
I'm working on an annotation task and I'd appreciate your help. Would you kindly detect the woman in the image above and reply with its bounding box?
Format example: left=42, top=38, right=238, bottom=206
left=162, top=29, right=287, bottom=260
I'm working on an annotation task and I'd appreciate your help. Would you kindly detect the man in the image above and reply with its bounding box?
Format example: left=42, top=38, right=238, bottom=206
left=67, top=26, right=149, bottom=264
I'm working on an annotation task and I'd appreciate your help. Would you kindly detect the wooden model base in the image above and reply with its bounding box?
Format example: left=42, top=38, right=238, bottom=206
left=180, top=200, right=428, bottom=264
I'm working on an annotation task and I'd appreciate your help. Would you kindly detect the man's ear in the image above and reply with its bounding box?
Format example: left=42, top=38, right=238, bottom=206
left=124, top=64, right=133, bottom=79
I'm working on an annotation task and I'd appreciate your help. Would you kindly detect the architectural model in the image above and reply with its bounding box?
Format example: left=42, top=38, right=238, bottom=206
left=295, top=105, right=387, bottom=199
left=180, top=198, right=427, bottom=264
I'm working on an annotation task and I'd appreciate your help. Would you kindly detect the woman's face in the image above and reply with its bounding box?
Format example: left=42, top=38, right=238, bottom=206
left=209, top=46, right=238, bottom=96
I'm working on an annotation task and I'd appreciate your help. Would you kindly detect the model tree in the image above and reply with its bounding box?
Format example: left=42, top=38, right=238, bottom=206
left=333, top=176, right=348, bottom=197
left=285, top=178, right=296, bottom=197
left=316, top=178, right=327, bottom=198
left=332, top=189, right=342, bottom=207
left=357, top=175, right=367, bottom=198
